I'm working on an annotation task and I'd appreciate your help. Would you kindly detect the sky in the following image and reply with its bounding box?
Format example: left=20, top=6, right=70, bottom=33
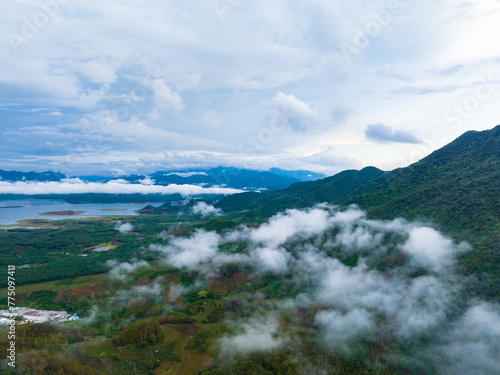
left=1, top=0, right=499, bottom=176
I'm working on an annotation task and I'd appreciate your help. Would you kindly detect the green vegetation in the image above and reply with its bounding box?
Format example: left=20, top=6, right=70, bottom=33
left=218, top=125, right=500, bottom=301
left=201, top=343, right=402, bottom=375
left=112, top=318, right=164, bottom=346
left=0, top=213, right=203, bottom=287
left=0, top=126, right=498, bottom=373
left=346, top=126, right=500, bottom=299
left=217, top=166, right=390, bottom=220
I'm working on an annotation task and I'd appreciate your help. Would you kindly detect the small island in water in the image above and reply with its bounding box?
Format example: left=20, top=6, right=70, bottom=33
left=39, top=211, right=85, bottom=216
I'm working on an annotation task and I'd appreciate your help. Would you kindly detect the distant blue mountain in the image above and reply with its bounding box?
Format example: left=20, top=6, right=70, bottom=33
left=269, top=168, right=325, bottom=182
left=0, top=169, right=65, bottom=182
left=149, top=166, right=322, bottom=190
left=73, top=175, right=111, bottom=182
left=0, top=167, right=323, bottom=192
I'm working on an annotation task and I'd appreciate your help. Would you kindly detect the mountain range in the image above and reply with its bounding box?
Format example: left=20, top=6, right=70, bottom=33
left=0, top=169, right=65, bottom=182
left=0, top=167, right=325, bottom=192
left=217, top=125, right=500, bottom=296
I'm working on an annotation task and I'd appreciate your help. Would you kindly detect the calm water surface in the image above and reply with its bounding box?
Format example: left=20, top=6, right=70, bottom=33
left=0, top=199, right=161, bottom=225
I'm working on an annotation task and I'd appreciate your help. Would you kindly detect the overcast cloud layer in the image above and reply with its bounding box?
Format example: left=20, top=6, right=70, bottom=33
left=1, top=1, right=499, bottom=175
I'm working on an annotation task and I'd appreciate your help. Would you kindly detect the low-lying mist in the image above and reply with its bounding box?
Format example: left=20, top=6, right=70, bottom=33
left=109, top=204, right=499, bottom=374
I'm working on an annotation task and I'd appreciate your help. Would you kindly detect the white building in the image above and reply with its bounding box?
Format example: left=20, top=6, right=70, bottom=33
left=0, top=307, right=70, bottom=324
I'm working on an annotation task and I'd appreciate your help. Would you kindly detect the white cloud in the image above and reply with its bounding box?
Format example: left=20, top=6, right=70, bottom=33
left=299, top=147, right=364, bottom=172
left=253, top=246, right=291, bottom=273
left=106, top=259, right=150, bottom=281
left=335, top=223, right=383, bottom=251
left=72, top=110, right=231, bottom=152
left=151, top=230, right=221, bottom=271
left=401, top=227, right=466, bottom=271
left=115, top=222, right=134, bottom=233
left=108, top=279, right=165, bottom=309
left=219, top=317, right=288, bottom=354
left=79, top=59, right=118, bottom=84
left=316, top=309, right=373, bottom=350
left=191, top=202, right=222, bottom=216
left=2, top=1, right=500, bottom=173
left=149, top=79, right=184, bottom=112
left=250, top=207, right=331, bottom=247
left=264, top=92, right=317, bottom=132
left=0, top=178, right=243, bottom=196
left=431, top=303, right=500, bottom=375
left=139, top=177, right=155, bottom=185
left=143, top=204, right=500, bottom=372
left=145, top=205, right=484, bottom=361
left=202, top=110, right=224, bottom=129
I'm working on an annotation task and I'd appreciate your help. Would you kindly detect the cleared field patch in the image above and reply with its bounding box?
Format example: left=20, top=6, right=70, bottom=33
left=54, top=284, right=103, bottom=301
left=207, top=272, right=252, bottom=296
left=156, top=350, right=213, bottom=375
left=0, top=273, right=108, bottom=296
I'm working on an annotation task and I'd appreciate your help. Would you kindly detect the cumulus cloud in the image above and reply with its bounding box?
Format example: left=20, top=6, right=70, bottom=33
left=150, top=206, right=347, bottom=276
left=401, top=227, right=469, bottom=271
left=106, top=259, right=150, bottom=281
left=264, top=92, right=317, bottom=132
left=365, top=124, right=422, bottom=144
left=254, top=246, right=291, bottom=273
left=315, top=309, right=373, bottom=352
left=115, top=222, right=134, bottom=233
left=219, top=317, right=289, bottom=355
left=144, top=204, right=500, bottom=372
left=299, top=147, right=363, bottom=172
left=107, top=279, right=165, bottom=310
left=191, top=202, right=223, bottom=216
left=250, top=207, right=331, bottom=247
left=149, top=205, right=466, bottom=279
left=138, top=177, right=155, bottom=185
left=0, top=178, right=243, bottom=196
left=150, top=230, right=221, bottom=271
left=150, top=79, right=184, bottom=112
left=335, top=222, right=383, bottom=251
left=429, top=303, right=500, bottom=375
left=316, top=259, right=454, bottom=340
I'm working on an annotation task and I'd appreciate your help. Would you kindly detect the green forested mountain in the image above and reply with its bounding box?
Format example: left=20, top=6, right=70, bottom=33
left=348, top=125, right=500, bottom=291
left=349, top=126, right=499, bottom=236
left=216, top=166, right=392, bottom=219
left=218, top=125, right=500, bottom=294
left=220, top=125, right=499, bottom=244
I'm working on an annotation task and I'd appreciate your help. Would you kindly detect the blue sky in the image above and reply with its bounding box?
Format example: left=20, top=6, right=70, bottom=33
left=1, top=0, right=499, bottom=176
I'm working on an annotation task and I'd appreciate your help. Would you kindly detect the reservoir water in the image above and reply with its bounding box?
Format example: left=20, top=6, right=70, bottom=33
left=0, top=199, right=160, bottom=225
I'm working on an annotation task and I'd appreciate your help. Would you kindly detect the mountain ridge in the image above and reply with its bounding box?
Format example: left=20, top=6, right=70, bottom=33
left=216, top=166, right=392, bottom=218
left=217, top=125, right=500, bottom=296
left=0, top=167, right=325, bottom=192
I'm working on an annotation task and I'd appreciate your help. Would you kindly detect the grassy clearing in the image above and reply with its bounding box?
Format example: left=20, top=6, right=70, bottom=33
left=0, top=273, right=108, bottom=296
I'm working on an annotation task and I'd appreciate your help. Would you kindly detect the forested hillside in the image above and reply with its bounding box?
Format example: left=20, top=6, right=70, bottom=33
left=348, top=125, right=500, bottom=296
left=217, top=166, right=392, bottom=219
left=218, top=126, right=500, bottom=298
